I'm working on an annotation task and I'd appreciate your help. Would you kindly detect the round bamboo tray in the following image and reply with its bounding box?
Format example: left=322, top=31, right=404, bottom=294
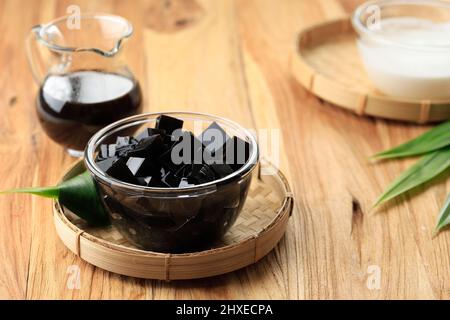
left=53, top=159, right=294, bottom=280
left=292, top=18, right=450, bottom=124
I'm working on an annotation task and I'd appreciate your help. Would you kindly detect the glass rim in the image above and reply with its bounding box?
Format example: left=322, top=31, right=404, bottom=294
left=84, top=111, right=259, bottom=194
left=351, top=0, right=450, bottom=52
left=32, top=13, right=133, bottom=57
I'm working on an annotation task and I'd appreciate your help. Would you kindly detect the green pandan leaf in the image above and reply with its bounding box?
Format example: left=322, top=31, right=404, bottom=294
left=2, top=171, right=109, bottom=226
left=435, top=195, right=450, bottom=235
left=374, top=147, right=450, bottom=207
left=371, top=120, right=450, bottom=161
left=1, top=186, right=60, bottom=198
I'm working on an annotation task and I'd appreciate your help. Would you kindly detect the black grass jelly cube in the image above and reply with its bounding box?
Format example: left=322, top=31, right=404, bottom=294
left=157, top=131, right=202, bottom=172
left=106, top=158, right=139, bottom=184
left=115, top=136, right=131, bottom=148
left=173, top=131, right=204, bottom=164
left=126, top=134, right=165, bottom=159
left=155, top=115, right=184, bottom=135
left=137, top=176, right=152, bottom=186
left=187, top=164, right=216, bottom=185
left=135, top=128, right=166, bottom=142
left=96, top=156, right=118, bottom=173
left=178, top=178, right=195, bottom=188
left=98, top=144, right=116, bottom=159
left=222, top=136, right=251, bottom=170
left=161, top=170, right=181, bottom=188
left=147, top=175, right=166, bottom=188
left=200, top=122, right=230, bottom=158
left=126, top=157, right=159, bottom=177
left=99, top=144, right=108, bottom=160
left=116, top=144, right=136, bottom=158
left=210, top=163, right=234, bottom=179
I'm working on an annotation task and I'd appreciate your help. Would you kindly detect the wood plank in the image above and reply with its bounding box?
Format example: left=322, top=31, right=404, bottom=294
left=141, top=0, right=253, bottom=124
left=0, top=0, right=448, bottom=299
left=26, top=0, right=266, bottom=299
left=0, top=0, right=47, bottom=299
left=141, top=0, right=288, bottom=299
left=237, top=0, right=449, bottom=299
left=23, top=0, right=151, bottom=300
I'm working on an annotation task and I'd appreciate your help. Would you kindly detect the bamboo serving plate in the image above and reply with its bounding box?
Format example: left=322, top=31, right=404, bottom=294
left=53, top=160, right=294, bottom=280
left=292, top=18, right=450, bottom=124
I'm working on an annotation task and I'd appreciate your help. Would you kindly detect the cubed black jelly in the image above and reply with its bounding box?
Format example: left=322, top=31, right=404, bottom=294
left=94, top=114, right=253, bottom=252
left=95, top=115, right=251, bottom=188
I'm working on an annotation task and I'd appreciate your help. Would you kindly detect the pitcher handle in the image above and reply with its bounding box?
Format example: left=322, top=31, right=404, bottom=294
left=26, top=25, right=47, bottom=84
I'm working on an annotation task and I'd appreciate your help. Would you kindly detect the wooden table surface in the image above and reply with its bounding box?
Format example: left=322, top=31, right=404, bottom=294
left=1, top=0, right=449, bottom=300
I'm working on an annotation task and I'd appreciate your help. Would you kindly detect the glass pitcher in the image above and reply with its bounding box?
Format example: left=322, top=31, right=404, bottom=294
left=26, top=13, right=143, bottom=157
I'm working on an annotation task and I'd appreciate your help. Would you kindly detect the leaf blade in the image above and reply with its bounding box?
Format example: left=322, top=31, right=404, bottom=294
left=58, top=171, right=109, bottom=226
left=372, top=120, right=450, bottom=161
left=374, top=147, right=450, bottom=207
left=1, top=171, right=109, bottom=226
left=435, top=195, right=450, bottom=234
left=0, top=186, right=59, bottom=198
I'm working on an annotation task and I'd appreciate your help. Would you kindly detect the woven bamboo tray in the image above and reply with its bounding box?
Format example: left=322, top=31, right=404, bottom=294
left=53, top=160, right=293, bottom=280
left=292, top=18, right=450, bottom=124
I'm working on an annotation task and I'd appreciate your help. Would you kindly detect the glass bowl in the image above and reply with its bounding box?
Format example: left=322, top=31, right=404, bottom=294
left=352, top=0, right=450, bottom=100
left=84, top=112, right=259, bottom=253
